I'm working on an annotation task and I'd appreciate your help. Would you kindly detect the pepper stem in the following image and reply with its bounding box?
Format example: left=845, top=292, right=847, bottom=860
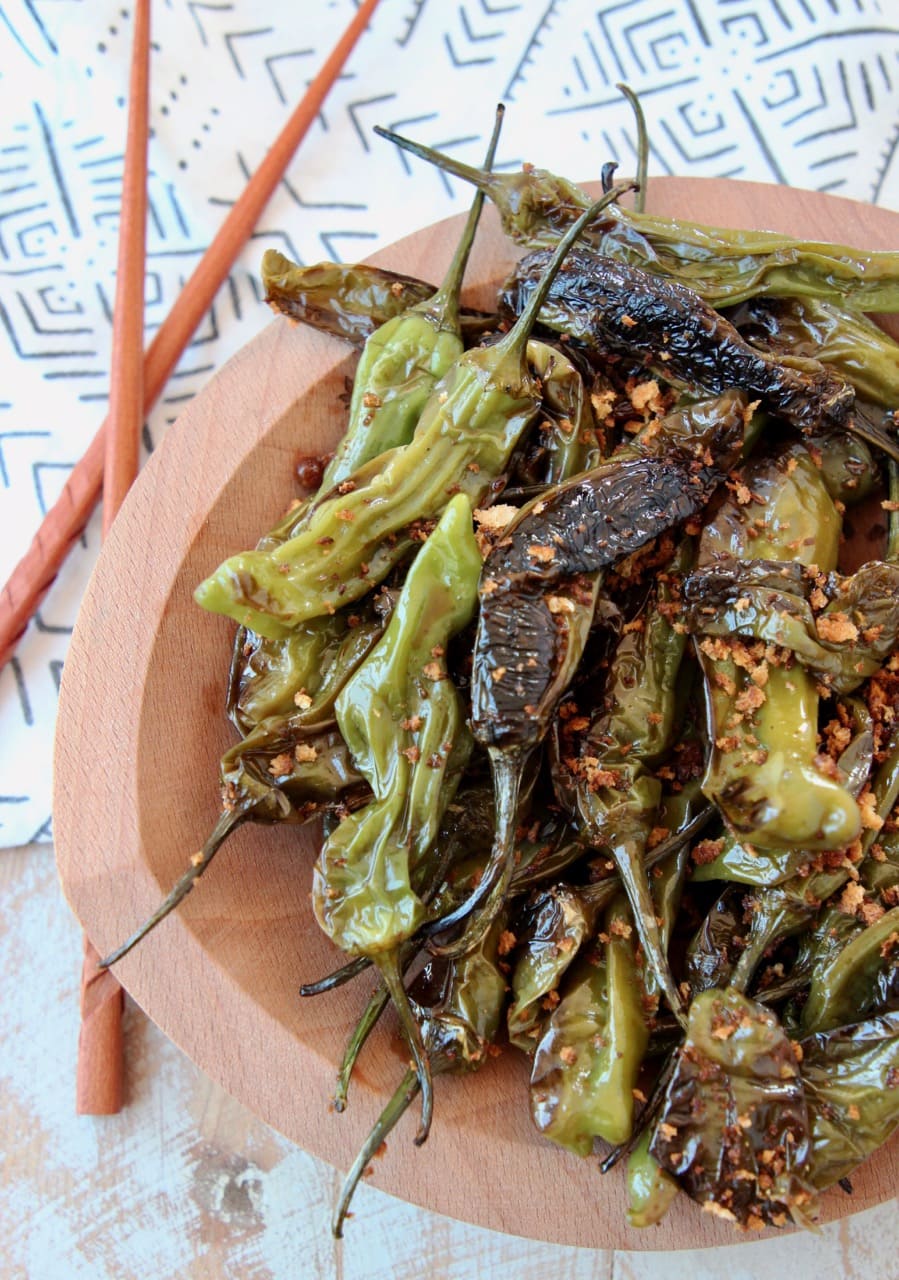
left=415, top=104, right=504, bottom=334
left=299, top=953, right=371, bottom=998
left=333, top=983, right=390, bottom=1113
left=888, top=460, right=899, bottom=563
left=374, top=125, right=499, bottom=201
left=332, top=1069, right=419, bottom=1238
left=375, top=949, right=433, bottom=1146
left=99, top=807, right=245, bottom=968
left=609, top=835, right=687, bottom=1029
left=617, top=83, right=648, bottom=213
left=490, top=183, right=637, bottom=367
left=425, top=747, right=523, bottom=956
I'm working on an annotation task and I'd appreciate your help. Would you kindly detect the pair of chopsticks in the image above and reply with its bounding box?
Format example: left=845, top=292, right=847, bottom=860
left=46, top=0, right=382, bottom=1115
left=0, top=0, right=382, bottom=672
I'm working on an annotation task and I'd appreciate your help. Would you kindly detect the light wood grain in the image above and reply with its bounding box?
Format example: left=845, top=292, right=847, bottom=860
left=54, top=178, right=899, bottom=1250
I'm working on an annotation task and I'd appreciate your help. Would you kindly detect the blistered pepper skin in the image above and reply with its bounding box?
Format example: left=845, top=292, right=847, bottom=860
left=501, top=247, right=854, bottom=437
left=530, top=897, right=649, bottom=1153
left=312, top=494, right=481, bottom=957
left=196, top=191, right=631, bottom=640
left=692, top=442, right=861, bottom=852
left=374, top=127, right=899, bottom=311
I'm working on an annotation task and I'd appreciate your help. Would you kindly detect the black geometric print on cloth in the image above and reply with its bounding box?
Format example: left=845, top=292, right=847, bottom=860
left=503, top=0, right=899, bottom=199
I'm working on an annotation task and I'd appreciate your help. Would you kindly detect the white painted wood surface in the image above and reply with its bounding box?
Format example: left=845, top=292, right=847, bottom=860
left=4, top=841, right=899, bottom=1278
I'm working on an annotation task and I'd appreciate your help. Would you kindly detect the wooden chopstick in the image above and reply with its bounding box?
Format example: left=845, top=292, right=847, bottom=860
left=0, top=0, right=382, bottom=671
left=101, top=0, right=151, bottom=538
left=75, top=0, right=152, bottom=1118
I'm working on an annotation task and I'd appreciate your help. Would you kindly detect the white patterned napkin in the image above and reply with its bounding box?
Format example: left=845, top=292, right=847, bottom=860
left=1, top=0, right=897, bottom=846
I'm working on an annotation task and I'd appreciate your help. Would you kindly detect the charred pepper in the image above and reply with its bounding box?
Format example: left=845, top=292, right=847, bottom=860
left=195, top=188, right=632, bottom=639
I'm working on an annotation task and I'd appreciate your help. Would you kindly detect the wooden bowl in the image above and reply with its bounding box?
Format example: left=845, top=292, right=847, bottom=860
left=55, top=178, right=899, bottom=1249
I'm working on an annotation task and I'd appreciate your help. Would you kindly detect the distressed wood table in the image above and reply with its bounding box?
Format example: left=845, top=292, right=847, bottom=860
left=3, top=841, right=899, bottom=1278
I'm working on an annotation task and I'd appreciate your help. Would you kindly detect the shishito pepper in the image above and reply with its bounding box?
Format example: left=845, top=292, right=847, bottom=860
left=800, top=1012, right=899, bottom=1190
left=194, top=187, right=634, bottom=639
left=688, top=441, right=861, bottom=852
left=714, top=711, right=899, bottom=1002
left=513, top=340, right=602, bottom=486
left=626, top=1130, right=679, bottom=1229
left=101, top=596, right=388, bottom=967
left=439, top=395, right=745, bottom=965
left=801, top=905, right=899, bottom=1035
left=552, top=540, right=701, bottom=1024
left=312, top=493, right=481, bottom=1140
left=263, top=253, right=435, bottom=342
left=726, top=294, right=899, bottom=410
left=649, top=988, right=815, bottom=1228
left=691, top=695, right=872, bottom=889
left=373, top=124, right=899, bottom=311
left=529, top=895, right=649, bottom=1152
left=506, top=884, right=603, bottom=1052
left=318, top=105, right=504, bottom=492
left=262, top=254, right=494, bottom=348
left=227, top=116, right=503, bottom=735
left=508, top=773, right=704, bottom=1051
left=100, top=721, right=368, bottom=968
left=312, top=494, right=480, bottom=953
left=229, top=593, right=391, bottom=734
left=501, top=246, right=855, bottom=438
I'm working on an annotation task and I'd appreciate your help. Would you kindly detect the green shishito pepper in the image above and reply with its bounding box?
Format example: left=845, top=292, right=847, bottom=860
left=649, top=988, right=815, bottom=1228
left=226, top=105, right=503, bottom=590
left=312, top=494, right=480, bottom=1141
left=194, top=187, right=633, bottom=639
left=262, top=255, right=496, bottom=349
left=312, top=494, right=479, bottom=956
left=800, top=1012, right=899, bottom=1190
left=690, top=441, right=861, bottom=851
left=801, top=905, right=899, bottom=1035
left=262, top=254, right=436, bottom=343
left=530, top=896, right=649, bottom=1152
left=728, top=295, right=899, bottom=410
left=626, top=1130, right=679, bottom=1229
left=318, top=105, right=504, bottom=492
left=373, top=125, right=899, bottom=312
left=228, top=108, right=503, bottom=737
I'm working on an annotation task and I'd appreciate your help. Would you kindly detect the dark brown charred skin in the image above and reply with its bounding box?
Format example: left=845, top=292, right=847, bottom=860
left=501, top=247, right=855, bottom=436
left=471, top=394, right=746, bottom=751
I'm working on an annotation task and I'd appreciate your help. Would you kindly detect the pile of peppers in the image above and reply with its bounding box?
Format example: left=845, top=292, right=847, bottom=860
left=104, top=92, right=899, bottom=1236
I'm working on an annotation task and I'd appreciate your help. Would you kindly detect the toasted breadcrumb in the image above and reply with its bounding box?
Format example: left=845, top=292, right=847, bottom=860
left=528, top=543, right=556, bottom=563
left=473, top=504, right=517, bottom=533
left=497, top=930, right=517, bottom=957
left=268, top=752, right=293, bottom=776
left=859, top=788, right=885, bottom=831
left=817, top=612, right=859, bottom=644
